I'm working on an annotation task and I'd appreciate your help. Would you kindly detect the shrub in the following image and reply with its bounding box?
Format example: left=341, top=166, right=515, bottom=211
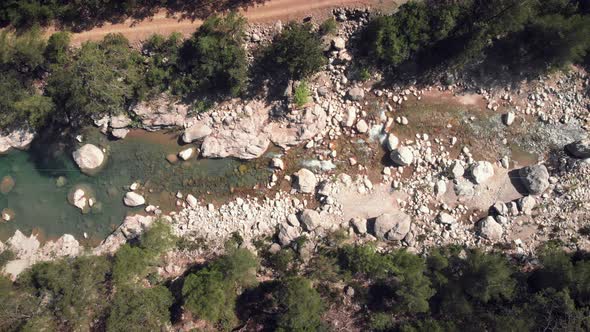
left=182, top=248, right=259, bottom=329
left=276, top=277, right=325, bottom=332
left=293, top=81, right=310, bottom=107
left=319, top=17, right=338, bottom=35
left=106, top=286, right=173, bottom=332
left=267, top=22, right=326, bottom=80
left=179, top=13, right=248, bottom=97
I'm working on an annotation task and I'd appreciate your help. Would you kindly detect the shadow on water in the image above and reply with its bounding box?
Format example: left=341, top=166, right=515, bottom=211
left=26, top=124, right=78, bottom=178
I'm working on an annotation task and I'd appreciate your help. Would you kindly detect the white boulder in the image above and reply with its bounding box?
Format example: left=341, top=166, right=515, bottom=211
left=124, top=192, right=146, bottom=207
left=390, top=146, right=414, bottom=166
left=72, top=144, right=105, bottom=174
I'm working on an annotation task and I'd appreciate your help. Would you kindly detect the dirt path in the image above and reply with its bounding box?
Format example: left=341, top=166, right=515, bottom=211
left=47, top=0, right=398, bottom=45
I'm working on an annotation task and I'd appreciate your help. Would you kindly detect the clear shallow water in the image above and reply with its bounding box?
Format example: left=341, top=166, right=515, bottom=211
left=0, top=128, right=271, bottom=243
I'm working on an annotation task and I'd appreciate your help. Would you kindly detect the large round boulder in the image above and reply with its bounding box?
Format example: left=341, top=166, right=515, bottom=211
left=566, top=139, right=590, bottom=159
left=390, top=146, right=414, bottom=166
left=519, top=164, right=549, bottom=195
left=373, top=212, right=411, bottom=241
left=72, top=144, right=105, bottom=174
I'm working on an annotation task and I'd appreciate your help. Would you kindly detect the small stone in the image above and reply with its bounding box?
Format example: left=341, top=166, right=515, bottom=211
left=186, top=194, right=198, bottom=208
left=503, top=112, right=515, bottom=126
left=437, top=212, right=456, bottom=225
left=356, top=119, right=369, bottom=133
left=178, top=147, right=194, bottom=160
left=478, top=216, right=503, bottom=241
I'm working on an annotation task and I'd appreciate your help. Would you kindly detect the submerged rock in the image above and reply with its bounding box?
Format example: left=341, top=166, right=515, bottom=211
left=373, top=212, right=411, bottom=241
left=72, top=144, right=105, bottom=174
left=0, top=176, right=15, bottom=194
left=1, top=208, right=15, bottom=222
left=124, top=192, right=146, bottom=207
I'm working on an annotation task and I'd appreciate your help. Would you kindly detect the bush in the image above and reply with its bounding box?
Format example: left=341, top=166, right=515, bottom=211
left=267, top=22, right=326, bottom=80
left=179, top=13, right=248, bottom=97
left=106, top=286, right=173, bottom=332
left=44, top=31, right=70, bottom=65
left=276, top=277, right=325, bottom=332
left=182, top=248, right=259, bottom=329
left=293, top=81, right=310, bottom=107
left=142, top=32, right=182, bottom=94
left=319, top=17, right=338, bottom=35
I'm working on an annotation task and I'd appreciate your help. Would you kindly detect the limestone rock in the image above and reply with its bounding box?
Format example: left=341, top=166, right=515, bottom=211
left=182, top=123, right=212, bottom=143
left=373, top=212, right=411, bottom=241
left=294, top=168, right=317, bottom=194
left=111, top=128, right=129, bottom=139
left=355, top=119, right=369, bottom=133
left=270, top=158, right=285, bottom=170
left=518, top=196, right=536, bottom=215
left=350, top=217, right=367, bottom=234
left=0, top=128, right=35, bottom=153
left=519, top=164, right=549, bottom=195
left=299, top=209, right=321, bottom=231
left=72, top=144, right=105, bottom=174
left=437, top=212, right=456, bottom=225
left=478, top=216, right=503, bottom=241
left=470, top=161, right=494, bottom=184
left=130, top=96, right=189, bottom=130
left=385, top=133, right=399, bottom=151
left=278, top=223, right=300, bottom=246
left=124, top=192, right=146, bottom=207
left=390, top=146, right=414, bottom=166
left=110, top=114, right=132, bottom=128
left=503, top=112, right=515, bottom=126
left=332, top=37, right=346, bottom=50
left=186, top=194, right=198, bottom=209
left=347, top=87, right=365, bottom=101
left=178, top=147, right=194, bottom=160
left=449, top=161, right=465, bottom=179
left=566, top=139, right=590, bottom=158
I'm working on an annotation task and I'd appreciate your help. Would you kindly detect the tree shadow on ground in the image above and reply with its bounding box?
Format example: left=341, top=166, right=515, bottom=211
left=8, top=0, right=269, bottom=32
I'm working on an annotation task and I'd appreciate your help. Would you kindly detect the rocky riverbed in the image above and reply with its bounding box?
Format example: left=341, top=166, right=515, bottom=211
left=1, top=8, right=589, bottom=279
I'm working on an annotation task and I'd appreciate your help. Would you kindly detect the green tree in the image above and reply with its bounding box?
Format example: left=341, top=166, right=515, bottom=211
left=143, top=32, right=182, bottom=94
left=106, top=286, right=173, bottom=332
left=389, top=250, right=434, bottom=314
left=18, top=256, right=111, bottom=330
left=179, top=13, right=248, bottom=96
left=267, top=22, right=326, bottom=80
left=276, top=277, right=325, bottom=332
left=182, top=248, right=258, bottom=329
left=46, top=33, right=144, bottom=125
left=460, top=250, right=515, bottom=303
left=44, top=31, right=70, bottom=65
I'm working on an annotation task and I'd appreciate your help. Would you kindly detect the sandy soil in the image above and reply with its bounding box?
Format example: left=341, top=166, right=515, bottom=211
left=45, top=0, right=401, bottom=45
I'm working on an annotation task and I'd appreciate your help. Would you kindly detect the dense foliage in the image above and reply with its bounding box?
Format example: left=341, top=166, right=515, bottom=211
left=265, top=22, right=327, bottom=80
left=363, top=0, right=590, bottom=79
left=178, top=13, right=248, bottom=97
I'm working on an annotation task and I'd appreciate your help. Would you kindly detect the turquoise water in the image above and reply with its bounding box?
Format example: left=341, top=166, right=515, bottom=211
left=0, top=128, right=271, bottom=243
